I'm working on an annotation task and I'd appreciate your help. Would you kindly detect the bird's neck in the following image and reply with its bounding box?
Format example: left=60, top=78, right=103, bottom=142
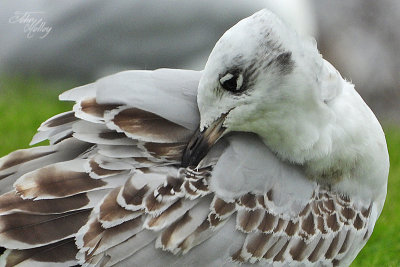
left=259, top=83, right=388, bottom=195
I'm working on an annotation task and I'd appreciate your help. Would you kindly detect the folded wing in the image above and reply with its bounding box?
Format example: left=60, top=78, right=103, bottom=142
left=0, top=69, right=373, bottom=267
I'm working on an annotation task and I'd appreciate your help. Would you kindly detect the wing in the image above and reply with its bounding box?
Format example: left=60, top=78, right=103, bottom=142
left=0, top=69, right=374, bottom=267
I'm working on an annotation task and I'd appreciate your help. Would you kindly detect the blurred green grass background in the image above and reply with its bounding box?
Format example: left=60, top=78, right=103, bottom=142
left=0, top=76, right=399, bottom=266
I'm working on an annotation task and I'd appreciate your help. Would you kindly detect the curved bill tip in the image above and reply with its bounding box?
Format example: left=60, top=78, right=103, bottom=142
left=181, top=116, right=226, bottom=168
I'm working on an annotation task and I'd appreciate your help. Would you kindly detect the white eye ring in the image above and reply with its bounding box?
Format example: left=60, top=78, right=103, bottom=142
left=236, top=74, right=243, bottom=90
left=219, top=73, right=244, bottom=92
left=220, top=73, right=234, bottom=84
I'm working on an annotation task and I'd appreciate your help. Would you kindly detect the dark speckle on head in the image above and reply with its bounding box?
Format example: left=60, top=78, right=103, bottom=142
left=213, top=10, right=297, bottom=97
left=265, top=52, right=294, bottom=75
left=243, top=39, right=294, bottom=88
left=271, top=52, right=294, bottom=75
left=217, top=49, right=294, bottom=97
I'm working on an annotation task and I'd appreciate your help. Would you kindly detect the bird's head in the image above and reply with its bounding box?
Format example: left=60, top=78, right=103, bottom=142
left=183, top=9, right=343, bottom=168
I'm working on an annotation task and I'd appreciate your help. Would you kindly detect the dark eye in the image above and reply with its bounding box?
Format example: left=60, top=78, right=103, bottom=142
left=219, top=72, right=243, bottom=93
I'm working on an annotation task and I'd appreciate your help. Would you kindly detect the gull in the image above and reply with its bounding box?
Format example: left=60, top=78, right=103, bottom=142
left=0, top=9, right=388, bottom=267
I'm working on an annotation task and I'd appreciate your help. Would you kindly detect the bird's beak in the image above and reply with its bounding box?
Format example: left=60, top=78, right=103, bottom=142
left=182, top=115, right=227, bottom=167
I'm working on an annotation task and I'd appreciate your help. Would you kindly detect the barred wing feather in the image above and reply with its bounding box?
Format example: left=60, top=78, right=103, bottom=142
left=0, top=69, right=374, bottom=267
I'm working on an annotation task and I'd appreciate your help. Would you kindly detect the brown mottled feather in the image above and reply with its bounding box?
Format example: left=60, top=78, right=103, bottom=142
left=361, top=204, right=372, bottom=218
left=301, top=212, right=316, bottom=236
left=289, top=238, right=308, bottom=261
left=341, top=206, right=356, bottom=221
left=238, top=209, right=264, bottom=233
left=0, top=191, right=91, bottom=215
left=112, top=108, right=192, bottom=142
left=273, top=240, right=289, bottom=262
left=43, top=112, right=78, bottom=128
left=145, top=191, right=174, bottom=214
left=98, top=187, right=141, bottom=226
left=160, top=211, right=192, bottom=249
left=146, top=200, right=183, bottom=229
left=246, top=233, right=273, bottom=259
left=0, top=150, right=56, bottom=171
left=89, top=159, right=124, bottom=177
left=325, top=234, right=341, bottom=259
left=98, top=131, right=128, bottom=140
left=144, top=142, right=186, bottom=160
left=338, top=230, right=352, bottom=254
left=2, top=238, right=78, bottom=267
left=0, top=172, right=15, bottom=180
left=230, top=189, right=372, bottom=264
left=15, top=166, right=107, bottom=199
left=263, top=238, right=289, bottom=260
left=326, top=213, right=340, bottom=231
left=82, top=216, right=143, bottom=256
left=238, top=193, right=258, bottom=210
left=80, top=98, right=120, bottom=118
left=212, top=197, right=236, bottom=218
left=308, top=238, right=326, bottom=262
left=353, top=214, right=364, bottom=230
left=121, top=182, right=149, bottom=207
left=0, top=210, right=90, bottom=248
left=258, top=211, right=278, bottom=233
left=273, top=218, right=287, bottom=233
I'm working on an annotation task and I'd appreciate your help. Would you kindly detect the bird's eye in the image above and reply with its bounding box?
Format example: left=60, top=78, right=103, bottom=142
left=219, top=72, right=243, bottom=93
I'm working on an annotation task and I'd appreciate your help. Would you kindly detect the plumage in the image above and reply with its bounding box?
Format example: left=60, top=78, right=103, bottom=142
left=0, top=9, right=388, bottom=267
